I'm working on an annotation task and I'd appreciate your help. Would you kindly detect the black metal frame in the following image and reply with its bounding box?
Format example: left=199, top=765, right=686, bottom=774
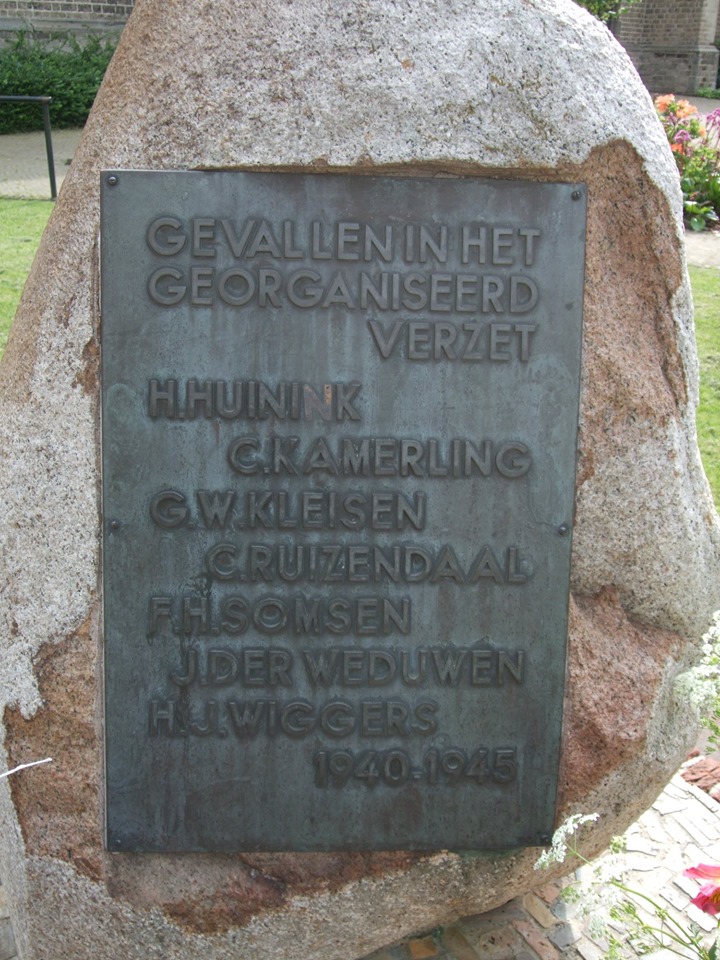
left=0, top=95, right=57, bottom=199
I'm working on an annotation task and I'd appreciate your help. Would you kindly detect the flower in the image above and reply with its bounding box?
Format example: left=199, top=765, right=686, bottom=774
left=655, top=94, right=675, bottom=112
left=707, top=109, right=720, bottom=134
left=533, top=812, right=599, bottom=869
left=677, top=99, right=698, bottom=119
left=683, top=863, right=720, bottom=915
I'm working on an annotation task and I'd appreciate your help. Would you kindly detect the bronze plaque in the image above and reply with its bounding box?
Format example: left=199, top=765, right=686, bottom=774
left=101, top=171, right=586, bottom=852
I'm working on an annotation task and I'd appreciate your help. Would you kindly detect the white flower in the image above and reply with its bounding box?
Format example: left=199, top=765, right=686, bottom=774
left=534, top=813, right=599, bottom=869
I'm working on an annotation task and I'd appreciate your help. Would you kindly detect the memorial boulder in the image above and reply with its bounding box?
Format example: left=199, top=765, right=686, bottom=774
left=1, top=0, right=719, bottom=958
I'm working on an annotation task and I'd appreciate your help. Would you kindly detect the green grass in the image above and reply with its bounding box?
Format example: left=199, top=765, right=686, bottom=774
left=0, top=198, right=53, bottom=354
left=689, top=265, right=720, bottom=508
left=0, top=201, right=718, bottom=509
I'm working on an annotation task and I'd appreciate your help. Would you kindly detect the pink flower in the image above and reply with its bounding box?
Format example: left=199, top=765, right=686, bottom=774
left=684, top=864, right=720, bottom=916
left=706, top=108, right=720, bottom=133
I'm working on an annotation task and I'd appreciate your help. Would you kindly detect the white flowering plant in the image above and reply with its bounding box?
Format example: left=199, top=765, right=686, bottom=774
left=535, top=816, right=720, bottom=960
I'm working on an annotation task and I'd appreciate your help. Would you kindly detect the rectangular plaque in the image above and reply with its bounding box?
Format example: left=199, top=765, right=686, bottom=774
left=101, top=171, right=586, bottom=852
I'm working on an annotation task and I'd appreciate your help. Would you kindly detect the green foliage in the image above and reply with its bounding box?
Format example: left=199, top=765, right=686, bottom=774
left=695, top=611, right=720, bottom=752
left=536, top=817, right=720, bottom=960
left=0, top=31, right=116, bottom=134
left=0, top=198, right=53, bottom=355
left=682, top=150, right=720, bottom=230
left=696, top=88, right=720, bottom=99
left=656, top=95, right=720, bottom=231
left=572, top=0, right=641, bottom=23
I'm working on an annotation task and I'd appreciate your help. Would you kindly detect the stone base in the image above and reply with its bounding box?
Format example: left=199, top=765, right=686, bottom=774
left=624, top=43, right=720, bottom=93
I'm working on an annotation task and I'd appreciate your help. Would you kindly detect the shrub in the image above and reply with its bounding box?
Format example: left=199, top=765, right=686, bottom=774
left=572, top=0, right=641, bottom=24
left=655, top=94, right=720, bottom=231
left=0, top=31, right=116, bottom=134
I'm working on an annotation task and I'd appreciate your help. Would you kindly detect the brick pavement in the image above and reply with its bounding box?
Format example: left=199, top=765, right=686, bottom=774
left=361, top=766, right=720, bottom=960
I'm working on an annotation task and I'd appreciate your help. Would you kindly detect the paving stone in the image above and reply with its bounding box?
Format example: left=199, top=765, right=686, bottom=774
left=686, top=904, right=718, bottom=932
left=647, top=950, right=695, bottom=960
left=693, top=813, right=720, bottom=841
left=439, top=927, right=481, bottom=960
left=522, top=893, right=557, bottom=929
left=362, top=948, right=404, bottom=960
left=584, top=926, right=611, bottom=951
left=457, top=916, right=497, bottom=935
left=624, top=835, right=656, bottom=855
left=488, top=901, right=532, bottom=922
left=550, top=897, right=580, bottom=922
left=664, top=781, right=694, bottom=800
left=626, top=852, right=661, bottom=872
left=461, top=903, right=527, bottom=933
left=459, top=922, right=528, bottom=958
left=689, top=786, right=720, bottom=813
left=702, top=840, right=720, bottom=861
left=574, top=865, right=595, bottom=884
left=653, top=797, right=691, bottom=817
left=682, top=843, right=708, bottom=866
left=633, top=865, right=673, bottom=895
left=659, top=883, right=691, bottom=911
left=534, top=882, right=563, bottom=905
left=675, top=817, right=715, bottom=845
left=573, top=937, right=606, bottom=960
left=512, top=919, right=560, bottom=960
left=661, top=816, right=695, bottom=845
left=408, top=936, right=441, bottom=959
left=604, top=917, right=630, bottom=939
left=656, top=844, right=687, bottom=874
left=547, top=921, right=582, bottom=948
left=642, top=812, right=673, bottom=845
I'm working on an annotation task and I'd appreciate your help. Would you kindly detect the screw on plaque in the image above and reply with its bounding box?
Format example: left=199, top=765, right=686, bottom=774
left=110, top=519, right=121, bottom=530
left=107, top=174, right=119, bottom=186
left=571, top=190, right=581, bottom=200
left=558, top=524, right=569, bottom=536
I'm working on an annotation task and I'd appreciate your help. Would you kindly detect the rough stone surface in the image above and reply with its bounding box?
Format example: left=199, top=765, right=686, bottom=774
left=0, top=1, right=719, bottom=958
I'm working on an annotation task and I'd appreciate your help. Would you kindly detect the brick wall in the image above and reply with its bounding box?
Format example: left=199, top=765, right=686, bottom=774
left=616, top=5, right=644, bottom=45
left=616, top=0, right=720, bottom=92
left=0, top=0, right=134, bottom=23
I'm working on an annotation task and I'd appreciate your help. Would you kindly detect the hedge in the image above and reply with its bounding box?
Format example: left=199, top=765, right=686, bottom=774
left=0, top=31, right=116, bottom=134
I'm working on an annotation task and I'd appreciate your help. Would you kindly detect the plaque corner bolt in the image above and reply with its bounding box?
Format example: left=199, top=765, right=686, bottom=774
left=558, top=523, right=570, bottom=536
left=110, top=519, right=121, bottom=531
left=539, top=834, right=553, bottom=846
left=106, top=174, right=119, bottom=187
left=571, top=189, right=582, bottom=201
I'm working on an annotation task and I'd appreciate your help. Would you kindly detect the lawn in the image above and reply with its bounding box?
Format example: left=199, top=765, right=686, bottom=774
left=0, top=198, right=53, bottom=354
left=0, top=198, right=718, bottom=507
left=689, top=265, right=720, bottom=508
